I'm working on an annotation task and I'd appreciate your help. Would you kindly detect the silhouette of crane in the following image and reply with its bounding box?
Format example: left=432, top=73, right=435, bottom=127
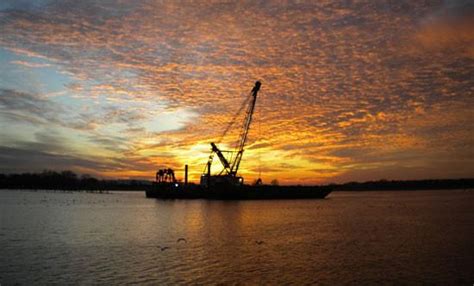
left=200, top=81, right=261, bottom=188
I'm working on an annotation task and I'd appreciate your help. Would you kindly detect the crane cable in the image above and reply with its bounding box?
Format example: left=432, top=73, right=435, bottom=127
left=258, top=92, right=262, bottom=182
left=217, top=92, right=252, bottom=145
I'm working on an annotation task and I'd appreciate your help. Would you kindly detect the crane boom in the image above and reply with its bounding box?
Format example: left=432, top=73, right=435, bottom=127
left=211, top=142, right=231, bottom=171
left=230, top=81, right=261, bottom=175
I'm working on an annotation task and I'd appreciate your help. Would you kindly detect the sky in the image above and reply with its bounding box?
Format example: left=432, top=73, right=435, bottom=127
left=0, top=0, right=473, bottom=184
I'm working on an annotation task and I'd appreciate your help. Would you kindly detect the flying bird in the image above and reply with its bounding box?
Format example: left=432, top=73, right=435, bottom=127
left=255, top=240, right=265, bottom=245
left=157, top=246, right=170, bottom=251
left=177, top=238, right=187, bottom=243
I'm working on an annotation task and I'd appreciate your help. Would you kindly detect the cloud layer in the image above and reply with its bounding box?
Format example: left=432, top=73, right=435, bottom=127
left=0, top=0, right=473, bottom=183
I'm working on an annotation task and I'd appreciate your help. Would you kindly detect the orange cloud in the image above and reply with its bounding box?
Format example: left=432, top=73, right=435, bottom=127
left=0, top=1, right=473, bottom=183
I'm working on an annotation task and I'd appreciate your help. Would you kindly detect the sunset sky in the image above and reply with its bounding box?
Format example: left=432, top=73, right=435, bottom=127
left=0, top=0, right=473, bottom=184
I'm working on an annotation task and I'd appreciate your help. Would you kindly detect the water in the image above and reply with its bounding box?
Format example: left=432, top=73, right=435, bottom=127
left=1, top=190, right=473, bottom=285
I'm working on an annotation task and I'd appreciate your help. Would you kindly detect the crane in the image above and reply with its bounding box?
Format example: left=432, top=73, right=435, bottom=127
left=201, top=81, right=261, bottom=188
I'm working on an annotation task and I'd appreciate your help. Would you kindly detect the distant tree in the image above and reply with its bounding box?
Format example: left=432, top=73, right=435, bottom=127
left=252, top=178, right=263, bottom=185
left=61, top=170, right=77, bottom=179
left=81, top=174, right=92, bottom=180
left=270, top=179, right=279, bottom=186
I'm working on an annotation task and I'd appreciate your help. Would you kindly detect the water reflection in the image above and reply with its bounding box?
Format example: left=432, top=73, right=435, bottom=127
left=1, top=190, right=473, bottom=284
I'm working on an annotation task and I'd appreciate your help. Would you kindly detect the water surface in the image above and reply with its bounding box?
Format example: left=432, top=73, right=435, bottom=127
left=1, top=190, right=473, bottom=284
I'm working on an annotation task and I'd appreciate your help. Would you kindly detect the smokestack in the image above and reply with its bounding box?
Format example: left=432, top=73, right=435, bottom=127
left=207, top=162, right=211, bottom=188
left=184, top=164, right=188, bottom=185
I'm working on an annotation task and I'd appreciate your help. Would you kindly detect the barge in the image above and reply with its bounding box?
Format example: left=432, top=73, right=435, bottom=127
left=146, top=81, right=332, bottom=200
left=145, top=183, right=332, bottom=200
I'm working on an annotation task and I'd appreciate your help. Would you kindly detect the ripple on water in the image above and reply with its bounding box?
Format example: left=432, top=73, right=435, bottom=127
left=0, top=190, right=473, bottom=284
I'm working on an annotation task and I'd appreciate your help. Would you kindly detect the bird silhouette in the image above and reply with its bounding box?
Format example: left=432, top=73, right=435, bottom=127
left=157, top=246, right=170, bottom=251
left=177, top=238, right=187, bottom=243
left=255, top=240, right=265, bottom=245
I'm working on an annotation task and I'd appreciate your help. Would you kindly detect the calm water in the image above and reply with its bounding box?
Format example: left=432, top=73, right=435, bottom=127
left=1, top=190, right=473, bottom=285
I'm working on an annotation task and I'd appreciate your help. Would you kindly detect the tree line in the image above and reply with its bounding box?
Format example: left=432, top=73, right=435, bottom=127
left=331, top=178, right=474, bottom=191
left=0, top=170, right=472, bottom=191
left=0, top=170, right=150, bottom=191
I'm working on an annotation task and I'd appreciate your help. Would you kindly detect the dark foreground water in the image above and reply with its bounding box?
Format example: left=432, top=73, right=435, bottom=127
left=1, top=190, right=473, bottom=285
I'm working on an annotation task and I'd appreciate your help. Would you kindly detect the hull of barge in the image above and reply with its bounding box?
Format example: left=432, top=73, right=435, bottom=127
left=145, top=183, right=332, bottom=200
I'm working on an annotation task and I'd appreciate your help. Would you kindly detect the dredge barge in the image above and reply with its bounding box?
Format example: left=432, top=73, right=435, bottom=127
left=146, top=81, right=332, bottom=200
